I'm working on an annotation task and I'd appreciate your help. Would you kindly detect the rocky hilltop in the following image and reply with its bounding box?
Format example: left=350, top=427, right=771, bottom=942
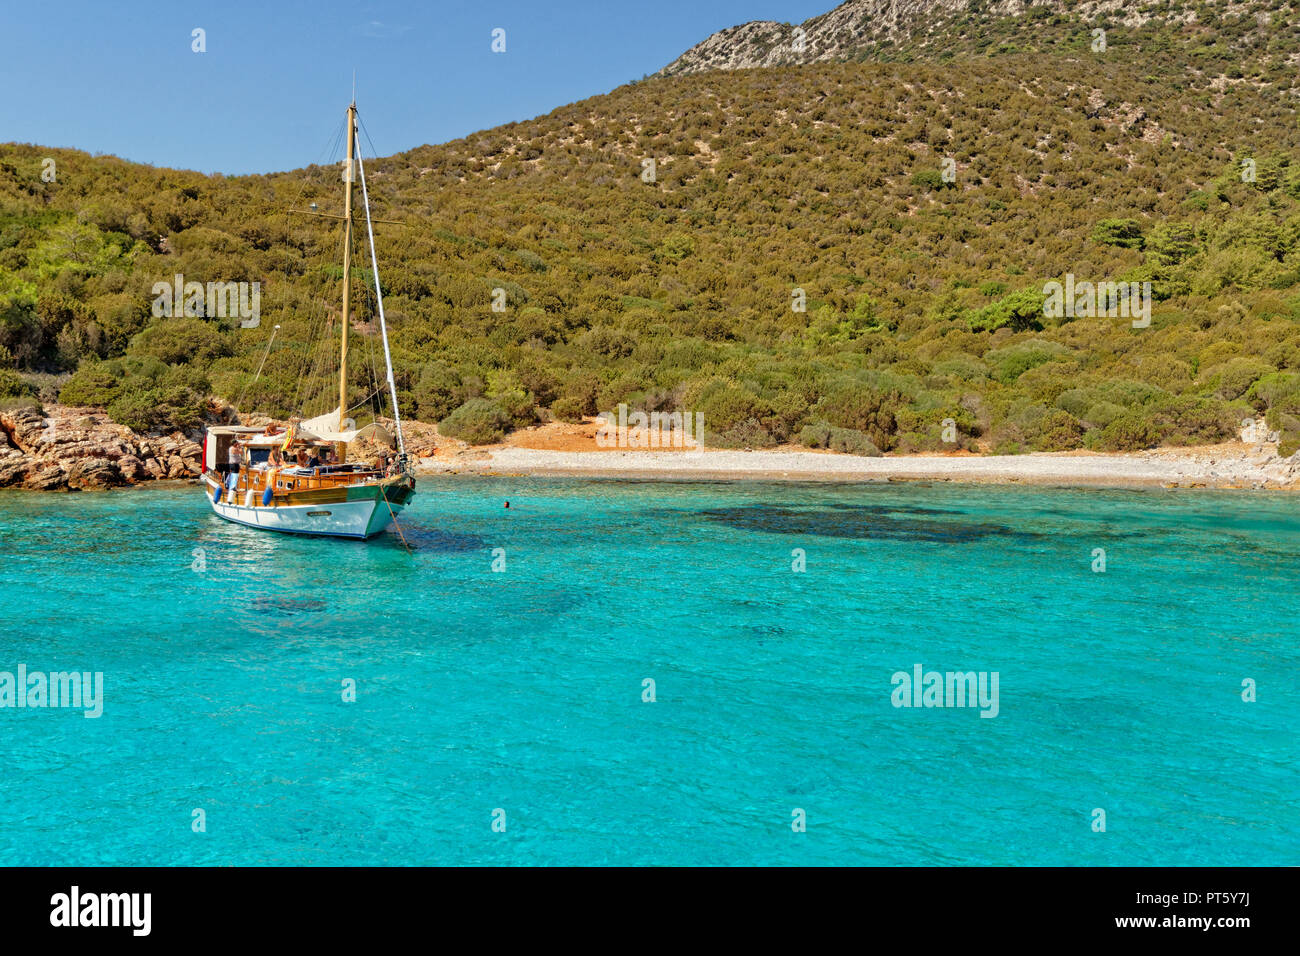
left=658, top=0, right=1283, bottom=75
left=0, top=405, right=202, bottom=490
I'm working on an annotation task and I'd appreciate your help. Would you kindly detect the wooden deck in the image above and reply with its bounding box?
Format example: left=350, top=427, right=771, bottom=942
left=214, top=465, right=413, bottom=508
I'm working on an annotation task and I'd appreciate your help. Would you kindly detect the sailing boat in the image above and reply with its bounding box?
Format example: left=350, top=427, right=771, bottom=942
left=199, top=101, right=415, bottom=539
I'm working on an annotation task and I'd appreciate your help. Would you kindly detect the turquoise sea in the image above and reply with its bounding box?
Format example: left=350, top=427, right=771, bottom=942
left=0, top=479, right=1296, bottom=866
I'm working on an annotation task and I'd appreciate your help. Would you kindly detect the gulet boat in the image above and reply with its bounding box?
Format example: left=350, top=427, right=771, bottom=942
left=200, top=101, right=415, bottom=539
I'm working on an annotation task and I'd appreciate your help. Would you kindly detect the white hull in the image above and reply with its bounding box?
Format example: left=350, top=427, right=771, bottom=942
left=201, top=477, right=405, bottom=539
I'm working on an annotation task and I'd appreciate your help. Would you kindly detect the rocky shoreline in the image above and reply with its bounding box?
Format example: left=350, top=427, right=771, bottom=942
left=0, top=405, right=203, bottom=490
left=3, top=404, right=1298, bottom=492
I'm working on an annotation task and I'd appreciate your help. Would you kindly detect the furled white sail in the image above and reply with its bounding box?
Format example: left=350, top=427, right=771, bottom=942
left=299, top=408, right=395, bottom=447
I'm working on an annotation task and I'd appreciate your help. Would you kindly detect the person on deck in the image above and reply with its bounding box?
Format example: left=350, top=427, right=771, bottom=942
left=226, top=442, right=242, bottom=490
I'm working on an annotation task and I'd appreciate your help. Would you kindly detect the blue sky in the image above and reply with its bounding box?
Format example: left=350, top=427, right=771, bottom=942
left=1, top=0, right=830, bottom=175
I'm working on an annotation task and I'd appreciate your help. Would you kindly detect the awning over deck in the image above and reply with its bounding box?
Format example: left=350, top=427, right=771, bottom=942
left=299, top=409, right=395, bottom=447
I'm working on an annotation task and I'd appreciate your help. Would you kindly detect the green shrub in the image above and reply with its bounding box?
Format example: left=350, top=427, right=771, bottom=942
left=1097, top=413, right=1163, bottom=451
left=412, top=362, right=464, bottom=422
left=1055, top=387, right=1095, bottom=418
left=1149, top=395, right=1235, bottom=445
left=104, top=372, right=208, bottom=431
left=709, top=417, right=776, bottom=449
left=1092, top=218, right=1145, bottom=249
left=1083, top=401, right=1127, bottom=428
left=0, top=368, right=34, bottom=398
left=492, top=387, right=537, bottom=428
left=550, top=396, right=587, bottom=423
left=814, top=385, right=904, bottom=450
left=828, top=427, right=882, bottom=456
left=932, top=355, right=988, bottom=383
left=439, top=398, right=509, bottom=444
left=1267, top=409, right=1300, bottom=457
left=797, top=420, right=881, bottom=456
left=910, top=169, right=946, bottom=191
left=1145, top=223, right=1199, bottom=271
left=986, top=341, right=1073, bottom=384
left=967, top=288, right=1045, bottom=333
left=556, top=373, right=599, bottom=417
left=696, top=383, right=774, bottom=437
left=798, top=421, right=833, bottom=448
left=128, top=319, right=232, bottom=365
left=97, top=361, right=208, bottom=431
left=58, top=361, right=123, bottom=406
left=0, top=395, right=42, bottom=413
left=578, top=326, right=635, bottom=358
left=1248, top=372, right=1300, bottom=414
left=1031, top=410, right=1085, bottom=451
left=1096, top=379, right=1166, bottom=408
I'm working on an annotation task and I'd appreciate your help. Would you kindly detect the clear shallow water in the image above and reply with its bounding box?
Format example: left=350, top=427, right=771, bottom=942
left=0, top=479, right=1296, bottom=866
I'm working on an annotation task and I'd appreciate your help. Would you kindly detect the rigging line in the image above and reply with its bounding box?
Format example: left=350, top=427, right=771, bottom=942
left=358, top=273, right=383, bottom=420
left=289, top=144, right=349, bottom=416
left=234, top=322, right=280, bottom=413
left=326, top=211, right=351, bottom=412
left=343, top=384, right=385, bottom=416
left=357, top=117, right=409, bottom=221
left=291, top=297, right=324, bottom=415
left=296, top=302, right=333, bottom=418
left=379, top=484, right=411, bottom=553
left=293, top=202, right=349, bottom=416
left=358, top=116, right=382, bottom=176
left=285, top=115, right=347, bottom=219
left=360, top=330, right=380, bottom=422
left=355, top=136, right=406, bottom=456
left=358, top=117, right=408, bottom=226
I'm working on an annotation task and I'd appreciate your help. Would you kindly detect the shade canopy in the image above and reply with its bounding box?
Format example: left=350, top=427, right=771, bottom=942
left=299, top=409, right=396, bottom=447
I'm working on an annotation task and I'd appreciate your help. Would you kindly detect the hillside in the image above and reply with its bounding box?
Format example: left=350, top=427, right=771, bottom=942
left=659, top=0, right=1300, bottom=75
left=2, top=0, right=1300, bottom=462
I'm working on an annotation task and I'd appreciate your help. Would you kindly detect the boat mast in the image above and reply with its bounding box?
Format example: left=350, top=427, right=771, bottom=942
left=338, top=101, right=357, bottom=437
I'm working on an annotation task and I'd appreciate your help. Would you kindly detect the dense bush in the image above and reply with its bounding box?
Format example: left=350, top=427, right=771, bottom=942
left=550, top=395, right=587, bottom=423
left=58, top=361, right=127, bottom=407
left=58, top=357, right=207, bottom=430
left=814, top=386, right=903, bottom=451
left=128, top=318, right=232, bottom=366
left=411, top=362, right=464, bottom=422
left=967, top=289, right=1045, bottom=333
left=799, top=421, right=882, bottom=456
left=709, top=417, right=777, bottom=449
left=1031, top=410, right=1086, bottom=452
left=0, top=368, right=33, bottom=398
left=1097, top=414, right=1163, bottom=451
left=439, top=397, right=509, bottom=444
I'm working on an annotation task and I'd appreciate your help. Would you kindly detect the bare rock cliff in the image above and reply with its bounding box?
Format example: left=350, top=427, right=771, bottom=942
left=0, top=405, right=202, bottom=490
